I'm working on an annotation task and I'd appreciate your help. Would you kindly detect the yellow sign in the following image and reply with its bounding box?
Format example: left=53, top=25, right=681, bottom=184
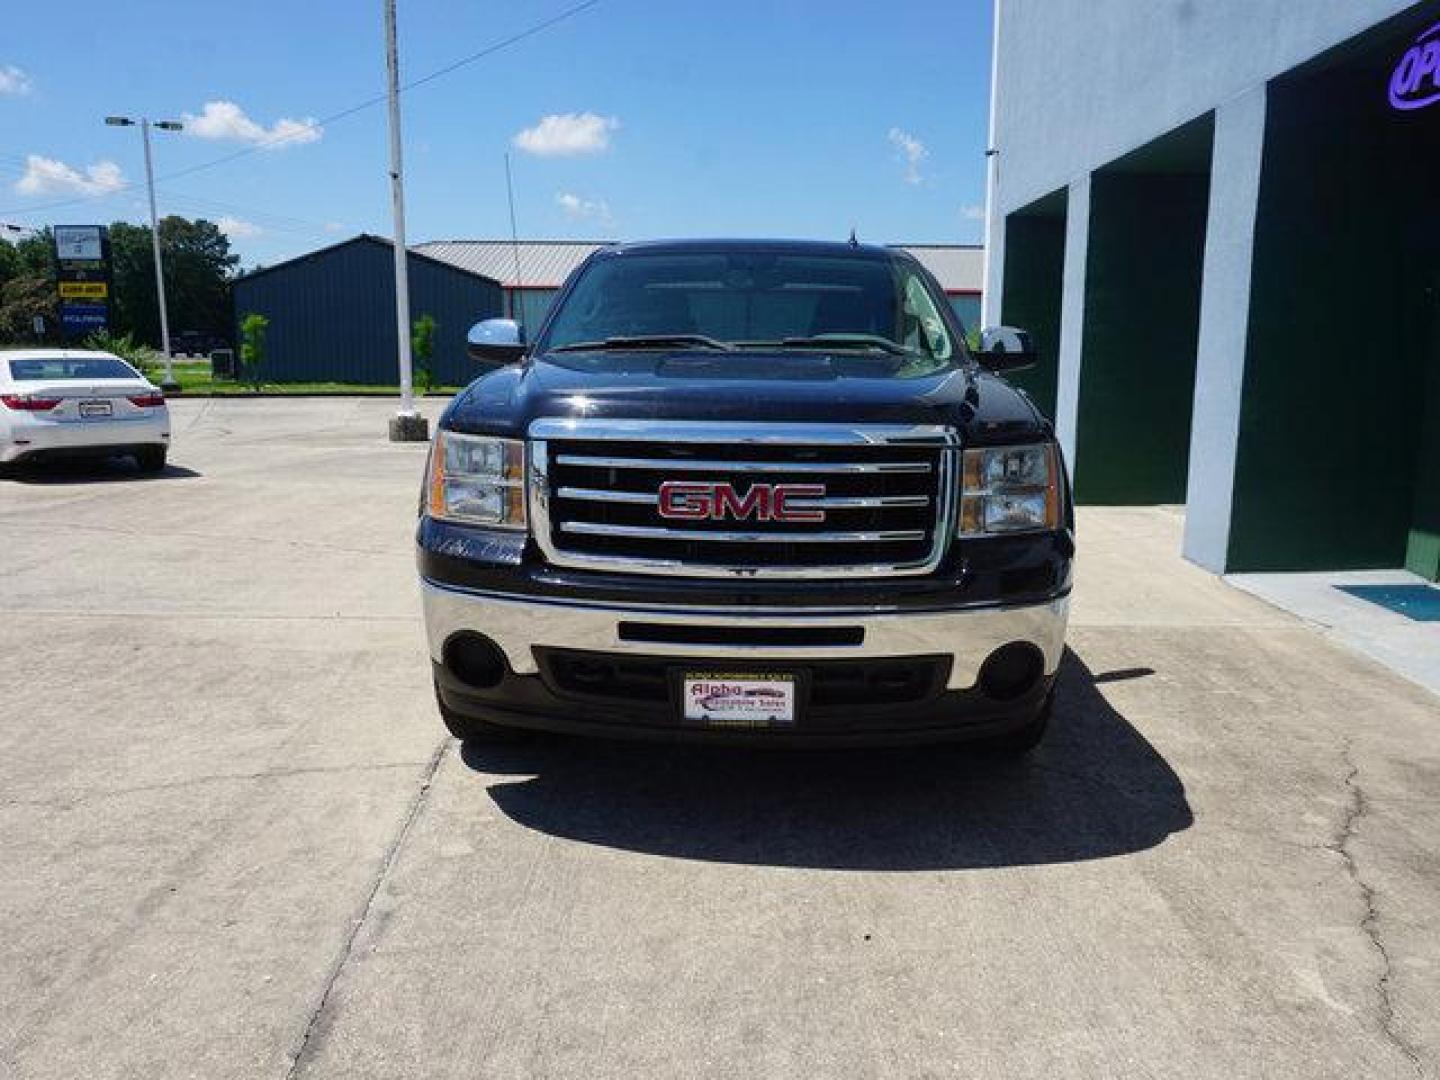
left=59, top=281, right=108, bottom=299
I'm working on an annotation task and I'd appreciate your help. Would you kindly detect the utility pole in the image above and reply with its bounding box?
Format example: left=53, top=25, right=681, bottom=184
left=980, top=0, right=1002, bottom=329
left=384, top=0, right=428, bottom=441
left=105, top=115, right=183, bottom=391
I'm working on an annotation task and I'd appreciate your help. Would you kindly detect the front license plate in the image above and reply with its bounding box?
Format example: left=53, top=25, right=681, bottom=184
left=79, top=400, right=112, bottom=418
left=681, top=671, right=798, bottom=729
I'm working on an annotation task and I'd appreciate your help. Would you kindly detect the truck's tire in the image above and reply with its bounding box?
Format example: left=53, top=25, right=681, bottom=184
left=135, top=447, right=168, bottom=473
left=982, top=688, right=1053, bottom=756
left=434, top=681, right=529, bottom=744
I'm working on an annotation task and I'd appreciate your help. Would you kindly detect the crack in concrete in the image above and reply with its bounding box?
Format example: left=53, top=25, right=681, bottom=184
left=284, top=737, right=448, bottom=1079
left=2, top=759, right=431, bottom=810
left=1325, top=742, right=1425, bottom=1076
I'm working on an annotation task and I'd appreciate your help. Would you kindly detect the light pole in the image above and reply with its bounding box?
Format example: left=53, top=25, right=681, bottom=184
left=383, top=0, right=427, bottom=442
left=105, top=115, right=183, bottom=391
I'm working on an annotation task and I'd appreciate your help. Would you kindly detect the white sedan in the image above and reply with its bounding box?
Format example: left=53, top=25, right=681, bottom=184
left=1, top=349, right=171, bottom=471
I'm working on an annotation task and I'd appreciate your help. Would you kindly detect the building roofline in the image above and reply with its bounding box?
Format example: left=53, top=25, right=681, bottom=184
left=236, top=234, right=503, bottom=286
left=414, top=238, right=616, bottom=247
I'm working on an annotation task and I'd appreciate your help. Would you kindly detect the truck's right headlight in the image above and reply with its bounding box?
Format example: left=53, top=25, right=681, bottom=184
left=426, top=430, right=527, bottom=530
left=958, top=442, right=1061, bottom=536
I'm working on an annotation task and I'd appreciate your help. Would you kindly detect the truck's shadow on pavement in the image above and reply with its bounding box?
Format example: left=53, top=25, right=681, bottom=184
left=460, top=650, right=1192, bottom=870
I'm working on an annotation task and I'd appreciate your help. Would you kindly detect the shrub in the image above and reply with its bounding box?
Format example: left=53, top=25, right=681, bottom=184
left=412, top=313, right=436, bottom=394
left=239, top=312, right=269, bottom=392
left=85, top=330, right=162, bottom=379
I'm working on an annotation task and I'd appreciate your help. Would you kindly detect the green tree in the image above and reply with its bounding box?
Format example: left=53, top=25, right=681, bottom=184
left=239, top=312, right=269, bottom=391
left=109, top=217, right=238, bottom=347
left=0, top=273, right=59, bottom=343
left=412, top=313, right=436, bottom=394
left=84, top=330, right=161, bottom=379
left=0, top=231, right=59, bottom=344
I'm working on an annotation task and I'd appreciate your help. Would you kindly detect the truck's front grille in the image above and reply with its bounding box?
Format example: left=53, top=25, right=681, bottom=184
left=529, top=420, right=958, bottom=579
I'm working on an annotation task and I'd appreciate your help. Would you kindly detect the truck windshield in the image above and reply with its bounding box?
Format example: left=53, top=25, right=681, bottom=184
left=540, top=251, right=962, bottom=376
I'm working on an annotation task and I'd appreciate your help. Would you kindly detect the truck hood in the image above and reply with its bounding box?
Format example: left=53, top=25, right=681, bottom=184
left=443, top=350, right=1048, bottom=445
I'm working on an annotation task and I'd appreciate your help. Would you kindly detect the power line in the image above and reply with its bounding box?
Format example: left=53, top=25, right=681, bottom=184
left=164, top=0, right=602, bottom=182
left=0, top=0, right=604, bottom=217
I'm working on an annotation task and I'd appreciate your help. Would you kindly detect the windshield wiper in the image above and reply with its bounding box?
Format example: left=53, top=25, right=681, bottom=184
left=755, top=334, right=916, bottom=357
left=549, top=334, right=734, bottom=353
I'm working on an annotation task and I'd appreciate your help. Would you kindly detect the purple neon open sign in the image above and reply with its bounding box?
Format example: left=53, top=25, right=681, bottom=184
left=1389, top=21, right=1440, bottom=111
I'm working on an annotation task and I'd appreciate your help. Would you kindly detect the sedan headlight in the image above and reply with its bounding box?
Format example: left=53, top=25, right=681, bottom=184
left=426, top=430, right=527, bottom=530
left=959, top=442, right=1061, bottom=536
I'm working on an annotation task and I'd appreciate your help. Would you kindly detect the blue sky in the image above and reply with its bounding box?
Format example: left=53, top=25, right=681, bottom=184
left=0, top=1, right=993, bottom=268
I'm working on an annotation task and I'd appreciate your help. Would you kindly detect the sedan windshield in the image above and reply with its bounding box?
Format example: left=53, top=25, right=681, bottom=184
left=8, top=356, right=139, bottom=381
left=541, top=251, right=962, bottom=377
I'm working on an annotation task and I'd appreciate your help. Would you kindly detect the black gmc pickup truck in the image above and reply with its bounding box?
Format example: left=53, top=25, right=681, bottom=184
left=417, top=239, right=1073, bottom=750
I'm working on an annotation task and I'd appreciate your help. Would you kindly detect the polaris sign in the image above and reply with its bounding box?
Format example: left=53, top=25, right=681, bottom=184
left=1389, top=21, right=1440, bottom=111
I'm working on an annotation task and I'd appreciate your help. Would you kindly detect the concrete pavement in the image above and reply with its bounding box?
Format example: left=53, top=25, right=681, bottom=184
left=1, top=400, right=1437, bottom=1079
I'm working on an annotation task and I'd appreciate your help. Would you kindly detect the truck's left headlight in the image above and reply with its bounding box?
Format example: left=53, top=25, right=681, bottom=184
left=959, top=442, right=1061, bottom=536
left=426, top=430, right=527, bottom=530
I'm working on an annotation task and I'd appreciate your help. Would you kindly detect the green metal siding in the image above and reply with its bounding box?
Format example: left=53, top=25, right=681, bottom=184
left=999, top=209, right=1065, bottom=419
left=1073, top=171, right=1209, bottom=504
left=507, top=288, right=561, bottom=333
left=1228, top=65, right=1439, bottom=571
left=232, top=237, right=502, bottom=386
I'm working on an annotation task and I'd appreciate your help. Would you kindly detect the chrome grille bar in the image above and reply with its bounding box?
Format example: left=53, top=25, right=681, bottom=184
left=554, top=454, right=932, bottom=474
left=560, top=522, right=927, bottom=543
left=555, top=487, right=931, bottom=510
left=529, top=419, right=959, bottom=580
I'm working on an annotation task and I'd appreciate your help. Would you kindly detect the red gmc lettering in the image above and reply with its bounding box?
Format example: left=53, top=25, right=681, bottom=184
left=773, top=484, right=825, bottom=522
left=657, top=482, right=827, bottom=523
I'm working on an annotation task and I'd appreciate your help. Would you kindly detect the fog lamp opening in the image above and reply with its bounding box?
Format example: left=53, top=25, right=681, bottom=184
left=977, top=642, right=1045, bottom=702
left=442, top=632, right=508, bottom=690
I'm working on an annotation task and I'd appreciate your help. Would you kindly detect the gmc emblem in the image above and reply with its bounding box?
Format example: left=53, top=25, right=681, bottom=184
left=657, top=481, right=826, bottom=523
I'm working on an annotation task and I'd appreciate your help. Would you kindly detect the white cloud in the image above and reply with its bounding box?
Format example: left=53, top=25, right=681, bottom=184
left=216, top=215, right=262, bottom=239
left=0, top=65, right=33, bottom=96
left=14, top=155, right=125, bottom=197
left=514, top=112, right=618, bottom=156
left=888, top=127, right=929, bottom=185
left=960, top=204, right=985, bottom=221
left=555, top=191, right=612, bottom=224
left=183, top=100, right=322, bottom=149
left=323, top=221, right=344, bottom=234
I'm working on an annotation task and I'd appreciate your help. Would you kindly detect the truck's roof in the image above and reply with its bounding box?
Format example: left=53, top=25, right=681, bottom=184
left=597, top=238, right=905, bottom=260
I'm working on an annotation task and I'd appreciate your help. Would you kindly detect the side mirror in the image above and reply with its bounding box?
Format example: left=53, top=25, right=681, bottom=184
left=467, top=318, right=526, bottom=367
left=975, top=326, right=1037, bottom=373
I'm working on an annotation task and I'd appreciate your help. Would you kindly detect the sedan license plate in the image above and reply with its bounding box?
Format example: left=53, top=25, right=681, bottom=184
left=79, top=400, right=113, bottom=418
left=681, top=671, right=797, bottom=729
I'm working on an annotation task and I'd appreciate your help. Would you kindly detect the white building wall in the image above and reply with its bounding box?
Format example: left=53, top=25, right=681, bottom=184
left=989, top=0, right=1413, bottom=215
left=984, top=0, right=1416, bottom=570
left=985, top=0, right=1415, bottom=303
left=1053, top=176, right=1090, bottom=475
left=1182, top=87, right=1268, bottom=571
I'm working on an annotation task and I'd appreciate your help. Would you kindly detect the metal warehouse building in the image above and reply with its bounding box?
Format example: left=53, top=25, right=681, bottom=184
left=985, top=0, right=1440, bottom=580
left=232, top=235, right=502, bottom=386
left=413, top=240, right=606, bottom=331
left=415, top=240, right=986, bottom=334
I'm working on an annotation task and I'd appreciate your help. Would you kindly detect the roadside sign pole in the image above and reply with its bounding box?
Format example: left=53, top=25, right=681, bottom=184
left=385, top=0, right=428, bottom=442
left=141, top=119, right=178, bottom=391
left=106, top=115, right=183, bottom=390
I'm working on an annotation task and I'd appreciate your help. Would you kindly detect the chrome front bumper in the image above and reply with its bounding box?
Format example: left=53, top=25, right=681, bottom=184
left=421, top=580, right=1069, bottom=692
